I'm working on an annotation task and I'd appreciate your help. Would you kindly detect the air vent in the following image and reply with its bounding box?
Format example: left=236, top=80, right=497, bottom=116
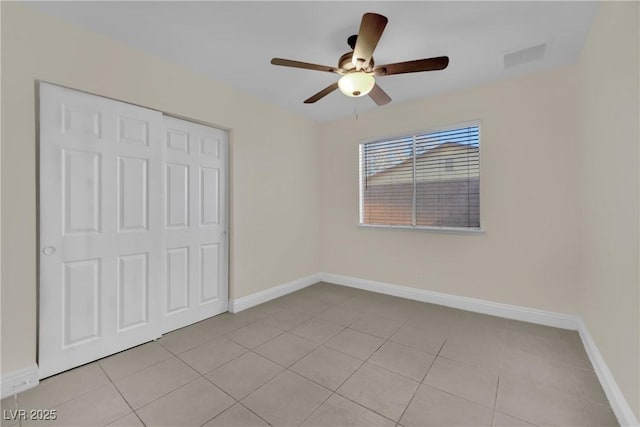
left=504, top=43, right=546, bottom=69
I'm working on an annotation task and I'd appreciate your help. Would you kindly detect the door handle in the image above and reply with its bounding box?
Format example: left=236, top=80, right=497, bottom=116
left=42, top=246, right=56, bottom=256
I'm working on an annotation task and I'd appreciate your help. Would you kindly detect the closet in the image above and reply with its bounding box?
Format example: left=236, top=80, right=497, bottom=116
left=38, top=83, right=228, bottom=378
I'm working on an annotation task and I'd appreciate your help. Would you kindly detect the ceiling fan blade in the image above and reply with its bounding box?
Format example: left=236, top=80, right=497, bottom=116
left=353, top=13, right=388, bottom=70
left=271, top=58, right=342, bottom=74
left=369, top=83, right=391, bottom=106
left=374, top=56, right=449, bottom=76
left=304, top=82, right=339, bottom=103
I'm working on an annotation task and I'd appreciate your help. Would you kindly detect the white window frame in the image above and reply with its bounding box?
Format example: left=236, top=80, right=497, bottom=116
left=358, top=120, right=484, bottom=234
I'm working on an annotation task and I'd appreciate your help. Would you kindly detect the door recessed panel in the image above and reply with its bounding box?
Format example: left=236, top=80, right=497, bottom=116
left=118, top=157, right=148, bottom=232
left=167, top=129, right=189, bottom=153
left=63, top=259, right=100, bottom=347
left=118, top=253, right=148, bottom=330
left=63, top=150, right=101, bottom=235
left=118, top=116, right=149, bottom=146
left=62, top=104, right=101, bottom=138
left=200, top=244, right=219, bottom=303
left=165, top=163, right=189, bottom=228
left=166, top=247, right=189, bottom=314
left=200, top=136, right=219, bottom=158
left=200, top=167, right=219, bottom=226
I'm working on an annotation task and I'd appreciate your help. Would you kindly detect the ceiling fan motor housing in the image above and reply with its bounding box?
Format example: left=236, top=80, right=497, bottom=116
left=339, top=51, right=374, bottom=72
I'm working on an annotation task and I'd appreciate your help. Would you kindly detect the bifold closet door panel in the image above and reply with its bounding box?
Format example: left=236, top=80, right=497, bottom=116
left=161, top=116, right=228, bottom=334
left=39, top=83, right=163, bottom=378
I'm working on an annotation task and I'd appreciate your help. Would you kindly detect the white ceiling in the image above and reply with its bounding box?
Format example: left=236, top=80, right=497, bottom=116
left=26, top=1, right=598, bottom=122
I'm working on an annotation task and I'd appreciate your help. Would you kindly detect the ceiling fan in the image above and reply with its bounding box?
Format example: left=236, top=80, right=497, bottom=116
left=271, top=12, right=449, bottom=106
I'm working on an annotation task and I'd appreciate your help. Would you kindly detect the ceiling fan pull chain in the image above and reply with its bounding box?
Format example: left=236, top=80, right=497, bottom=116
left=353, top=100, right=359, bottom=120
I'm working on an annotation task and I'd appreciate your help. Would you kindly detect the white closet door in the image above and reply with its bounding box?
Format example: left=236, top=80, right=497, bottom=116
left=161, top=116, right=228, bottom=333
left=39, top=83, right=163, bottom=378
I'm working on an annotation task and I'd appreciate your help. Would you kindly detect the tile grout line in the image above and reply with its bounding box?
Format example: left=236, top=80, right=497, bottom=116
left=490, top=377, right=500, bottom=426
left=419, top=338, right=444, bottom=384
left=328, top=316, right=409, bottom=424
left=20, top=363, right=130, bottom=426
left=158, top=330, right=224, bottom=356
left=319, top=391, right=400, bottom=426
left=223, top=321, right=288, bottom=347
left=103, top=347, right=176, bottom=381
left=421, top=327, right=504, bottom=416
left=294, top=388, right=335, bottom=426
left=122, top=356, right=211, bottom=419
left=260, top=308, right=404, bottom=425
left=305, top=302, right=405, bottom=424
left=236, top=401, right=275, bottom=427
left=192, top=330, right=278, bottom=426
left=204, top=336, right=335, bottom=426
left=195, top=377, right=243, bottom=427
left=227, top=329, right=337, bottom=426
left=190, top=319, right=294, bottom=418
left=395, top=336, right=448, bottom=425
left=418, top=382, right=497, bottom=412
left=173, top=318, right=288, bottom=378
left=188, top=361, right=255, bottom=426
left=492, top=327, right=507, bottom=426
left=132, top=375, right=202, bottom=411
left=12, top=362, right=112, bottom=416
left=156, top=312, right=254, bottom=352
left=96, top=362, right=147, bottom=427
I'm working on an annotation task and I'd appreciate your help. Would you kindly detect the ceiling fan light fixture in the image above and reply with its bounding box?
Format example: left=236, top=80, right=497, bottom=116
left=338, top=71, right=375, bottom=97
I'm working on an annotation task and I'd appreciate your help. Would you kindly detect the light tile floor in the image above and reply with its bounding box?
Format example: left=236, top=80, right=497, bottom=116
left=1, top=282, right=619, bottom=427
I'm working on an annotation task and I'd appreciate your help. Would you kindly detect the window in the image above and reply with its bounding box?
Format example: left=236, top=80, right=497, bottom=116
left=359, top=122, right=480, bottom=230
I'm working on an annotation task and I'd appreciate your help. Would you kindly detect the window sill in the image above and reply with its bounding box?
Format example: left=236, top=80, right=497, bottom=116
left=358, top=224, right=486, bottom=235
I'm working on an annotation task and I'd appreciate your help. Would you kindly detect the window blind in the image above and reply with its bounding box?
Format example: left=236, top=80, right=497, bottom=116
left=360, top=124, right=480, bottom=229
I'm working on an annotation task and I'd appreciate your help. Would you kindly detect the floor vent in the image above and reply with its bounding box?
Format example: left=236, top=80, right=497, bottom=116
left=504, top=43, right=546, bottom=69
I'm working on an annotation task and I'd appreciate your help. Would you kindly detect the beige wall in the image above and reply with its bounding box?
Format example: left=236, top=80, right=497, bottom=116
left=0, top=3, right=320, bottom=375
left=579, top=1, right=639, bottom=420
left=319, top=65, right=582, bottom=314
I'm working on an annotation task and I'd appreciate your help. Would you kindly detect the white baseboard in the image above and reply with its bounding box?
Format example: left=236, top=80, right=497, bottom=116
left=577, top=318, right=639, bottom=427
left=1, top=364, right=39, bottom=399
left=320, top=272, right=579, bottom=330
left=228, top=273, right=322, bottom=313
